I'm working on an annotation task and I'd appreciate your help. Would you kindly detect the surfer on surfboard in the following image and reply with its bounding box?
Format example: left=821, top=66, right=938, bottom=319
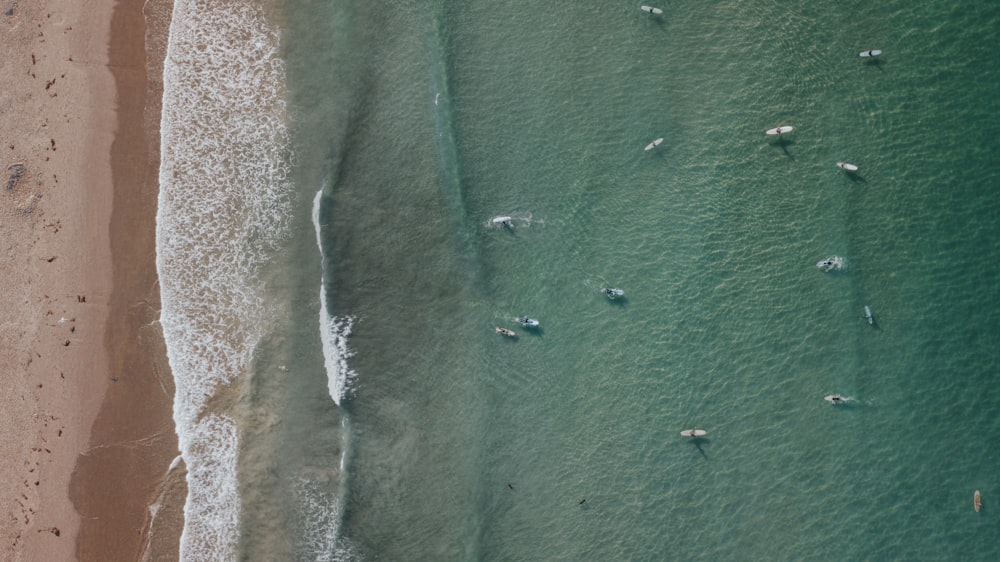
left=766, top=126, right=793, bottom=135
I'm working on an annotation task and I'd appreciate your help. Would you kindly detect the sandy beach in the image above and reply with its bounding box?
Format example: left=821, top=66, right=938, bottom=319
left=1, top=0, right=181, bottom=560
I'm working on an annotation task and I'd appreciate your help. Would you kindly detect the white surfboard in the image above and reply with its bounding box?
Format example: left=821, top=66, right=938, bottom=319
left=824, top=394, right=847, bottom=404
left=859, top=50, right=882, bottom=58
left=680, top=429, right=707, bottom=437
left=645, top=137, right=664, bottom=151
left=975, top=490, right=982, bottom=512
left=837, top=162, right=859, bottom=172
left=640, top=5, right=663, bottom=14
left=766, top=126, right=794, bottom=135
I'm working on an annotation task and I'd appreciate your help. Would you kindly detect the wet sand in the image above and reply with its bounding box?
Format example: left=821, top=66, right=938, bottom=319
left=0, top=0, right=182, bottom=559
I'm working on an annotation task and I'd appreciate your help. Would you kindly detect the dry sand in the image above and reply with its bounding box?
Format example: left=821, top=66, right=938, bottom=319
left=1, top=0, right=183, bottom=560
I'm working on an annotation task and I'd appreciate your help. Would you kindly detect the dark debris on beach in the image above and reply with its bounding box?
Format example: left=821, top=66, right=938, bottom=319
left=6, top=162, right=25, bottom=190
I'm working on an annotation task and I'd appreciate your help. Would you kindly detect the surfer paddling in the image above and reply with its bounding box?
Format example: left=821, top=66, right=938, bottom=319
left=766, top=125, right=794, bottom=136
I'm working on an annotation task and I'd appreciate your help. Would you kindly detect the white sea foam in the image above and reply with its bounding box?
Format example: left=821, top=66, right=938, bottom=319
left=294, top=478, right=355, bottom=561
left=340, top=418, right=348, bottom=474
left=484, top=211, right=541, bottom=229
left=181, top=415, right=241, bottom=558
left=816, top=256, right=846, bottom=272
left=313, top=190, right=358, bottom=405
left=486, top=215, right=513, bottom=229
left=312, top=190, right=325, bottom=252
left=157, top=0, right=292, bottom=559
left=320, top=287, right=357, bottom=405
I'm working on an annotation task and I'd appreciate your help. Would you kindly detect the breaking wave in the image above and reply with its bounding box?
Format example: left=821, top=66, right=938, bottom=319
left=156, top=0, right=292, bottom=559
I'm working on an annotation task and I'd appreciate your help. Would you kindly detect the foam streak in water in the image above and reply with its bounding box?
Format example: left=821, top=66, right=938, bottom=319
left=294, top=478, right=355, bottom=561
left=320, top=287, right=357, bottom=404
left=313, top=190, right=357, bottom=404
left=157, top=0, right=292, bottom=559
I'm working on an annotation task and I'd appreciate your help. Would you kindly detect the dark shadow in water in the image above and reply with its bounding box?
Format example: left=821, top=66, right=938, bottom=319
left=689, top=437, right=709, bottom=459
left=827, top=401, right=863, bottom=411
left=845, top=172, right=867, bottom=184
left=605, top=296, right=628, bottom=308
left=644, top=11, right=667, bottom=32
left=772, top=138, right=795, bottom=159
left=864, top=58, right=885, bottom=70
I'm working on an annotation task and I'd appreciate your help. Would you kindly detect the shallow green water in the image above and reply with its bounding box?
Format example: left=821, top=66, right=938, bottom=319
left=251, top=0, right=1000, bottom=559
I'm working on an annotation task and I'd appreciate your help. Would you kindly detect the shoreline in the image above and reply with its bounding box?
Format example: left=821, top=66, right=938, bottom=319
left=0, top=0, right=181, bottom=559
left=69, top=0, right=183, bottom=560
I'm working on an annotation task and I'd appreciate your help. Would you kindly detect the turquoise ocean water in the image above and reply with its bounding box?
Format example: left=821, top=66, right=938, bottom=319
left=157, top=0, right=1000, bottom=559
